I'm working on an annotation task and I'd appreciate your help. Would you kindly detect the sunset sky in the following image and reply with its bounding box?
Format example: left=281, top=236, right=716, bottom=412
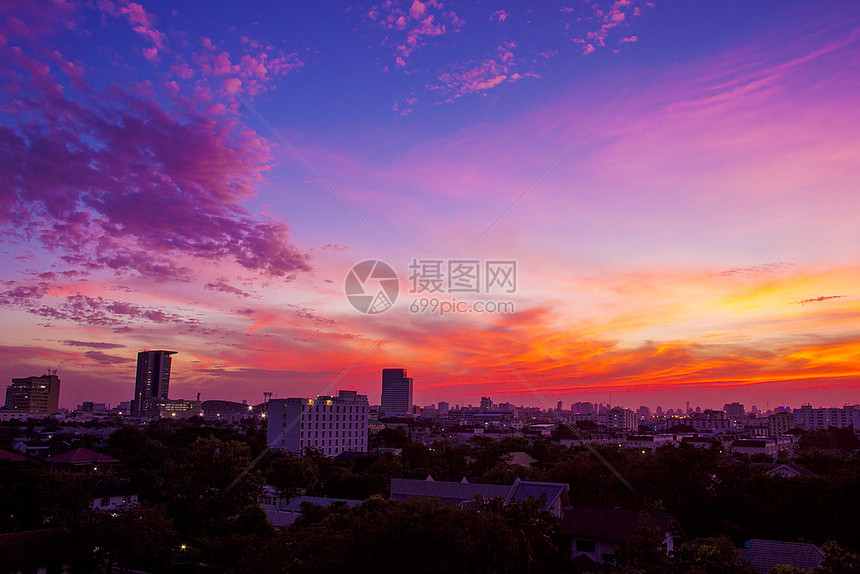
left=2, top=0, right=859, bottom=411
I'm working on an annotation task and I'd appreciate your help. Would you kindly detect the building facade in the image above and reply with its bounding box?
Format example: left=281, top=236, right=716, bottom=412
left=793, top=404, right=860, bottom=430
left=268, top=390, right=369, bottom=457
left=131, top=350, right=176, bottom=417
left=768, top=411, right=795, bottom=436
left=380, top=368, right=413, bottom=415
left=4, top=374, right=60, bottom=415
left=606, top=407, right=636, bottom=431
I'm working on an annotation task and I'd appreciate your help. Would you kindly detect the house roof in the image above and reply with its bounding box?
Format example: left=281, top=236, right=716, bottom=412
left=743, top=539, right=825, bottom=573
left=560, top=507, right=677, bottom=543
left=506, top=451, right=538, bottom=467
left=506, top=478, right=569, bottom=510
left=391, top=477, right=569, bottom=513
left=0, top=528, right=69, bottom=571
left=0, top=449, right=29, bottom=462
left=90, top=484, right=139, bottom=499
left=390, top=477, right=510, bottom=504
left=732, top=439, right=769, bottom=447
left=755, top=463, right=816, bottom=478
left=283, top=496, right=363, bottom=512
left=48, top=447, right=119, bottom=464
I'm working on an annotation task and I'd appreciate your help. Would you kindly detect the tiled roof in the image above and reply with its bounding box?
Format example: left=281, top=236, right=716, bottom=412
left=48, top=447, right=119, bottom=464
left=390, top=478, right=510, bottom=504
left=0, top=528, right=69, bottom=571
left=744, top=539, right=825, bottom=573
left=283, top=496, right=363, bottom=512
left=506, top=451, right=538, bottom=466
left=560, top=507, right=676, bottom=543
left=506, top=478, right=569, bottom=510
left=759, top=463, right=816, bottom=477
left=0, top=449, right=28, bottom=462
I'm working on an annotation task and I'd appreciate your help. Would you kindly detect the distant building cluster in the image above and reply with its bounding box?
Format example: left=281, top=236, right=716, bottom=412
left=2, top=359, right=859, bottom=467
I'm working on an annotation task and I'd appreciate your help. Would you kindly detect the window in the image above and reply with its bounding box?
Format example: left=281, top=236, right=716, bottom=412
left=576, top=540, right=595, bottom=553
left=100, top=497, right=110, bottom=507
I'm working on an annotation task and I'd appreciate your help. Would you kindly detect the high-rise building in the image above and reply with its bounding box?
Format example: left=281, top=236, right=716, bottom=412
left=132, top=350, right=176, bottom=417
left=267, top=390, right=369, bottom=456
left=724, top=402, right=745, bottom=420
left=480, top=396, right=494, bottom=412
left=380, top=368, right=413, bottom=415
left=438, top=401, right=449, bottom=415
left=606, top=407, right=636, bottom=431
left=4, top=373, right=60, bottom=414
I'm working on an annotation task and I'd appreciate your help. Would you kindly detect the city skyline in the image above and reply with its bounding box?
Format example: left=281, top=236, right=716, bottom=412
left=2, top=1, right=860, bottom=411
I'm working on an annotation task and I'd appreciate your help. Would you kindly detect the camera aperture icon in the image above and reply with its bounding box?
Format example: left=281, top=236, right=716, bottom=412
left=345, top=259, right=399, bottom=314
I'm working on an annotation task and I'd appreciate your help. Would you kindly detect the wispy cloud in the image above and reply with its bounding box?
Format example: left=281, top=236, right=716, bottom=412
left=796, top=295, right=845, bottom=305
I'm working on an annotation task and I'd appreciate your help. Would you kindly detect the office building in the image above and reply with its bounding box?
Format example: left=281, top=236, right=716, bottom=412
left=131, top=350, right=176, bottom=417
left=4, top=373, right=60, bottom=415
left=267, top=390, right=369, bottom=457
left=380, top=368, right=413, bottom=415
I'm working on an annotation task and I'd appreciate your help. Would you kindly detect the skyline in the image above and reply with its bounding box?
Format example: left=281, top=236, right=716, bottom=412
left=2, top=1, right=860, bottom=410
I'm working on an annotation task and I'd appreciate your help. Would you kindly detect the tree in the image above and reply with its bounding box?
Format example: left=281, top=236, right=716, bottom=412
left=618, top=517, right=670, bottom=573
left=668, top=535, right=757, bottom=574
left=818, top=540, right=860, bottom=574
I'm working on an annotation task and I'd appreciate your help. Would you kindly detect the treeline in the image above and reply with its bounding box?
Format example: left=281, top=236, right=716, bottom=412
left=0, top=419, right=858, bottom=572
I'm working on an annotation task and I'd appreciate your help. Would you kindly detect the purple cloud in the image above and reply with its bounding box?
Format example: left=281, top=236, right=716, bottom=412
left=205, top=280, right=252, bottom=298
left=63, top=340, right=125, bottom=349
left=85, top=350, right=132, bottom=365
left=0, top=16, right=310, bottom=282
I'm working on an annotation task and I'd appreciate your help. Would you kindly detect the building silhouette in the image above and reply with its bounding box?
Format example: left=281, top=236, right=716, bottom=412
left=131, top=350, right=176, bottom=417
left=380, top=368, right=413, bottom=415
left=4, top=373, right=60, bottom=414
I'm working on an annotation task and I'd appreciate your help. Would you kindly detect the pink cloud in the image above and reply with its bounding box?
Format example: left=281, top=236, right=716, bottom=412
left=490, top=9, right=508, bottom=23
left=366, top=0, right=462, bottom=67
left=566, top=0, right=650, bottom=53
left=431, top=42, right=538, bottom=102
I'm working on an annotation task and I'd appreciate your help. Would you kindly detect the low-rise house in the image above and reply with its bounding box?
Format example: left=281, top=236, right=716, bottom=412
left=47, top=447, right=119, bottom=473
left=12, top=441, right=50, bottom=457
left=258, top=486, right=362, bottom=527
left=754, top=463, right=816, bottom=478
left=737, top=539, right=825, bottom=573
left=0, top=449, right=29, bottom=462
left=626, top=434, right=675, bottom=451
left=505, top=451, right=538, bottom=468
left=90, top=485, right=139, bottom=511
left=390, top=476, right=570, bottom=517
left=560, top=507, right=681, bottom=566
left=730, top=439, right=778, bottom=458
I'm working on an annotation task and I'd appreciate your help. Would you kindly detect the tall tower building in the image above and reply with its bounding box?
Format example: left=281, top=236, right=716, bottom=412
left=132, top=350, right=176, bottom=417
left=4, top=373, right=60, bottom=414
left=380, top=368, right=413, bottom=415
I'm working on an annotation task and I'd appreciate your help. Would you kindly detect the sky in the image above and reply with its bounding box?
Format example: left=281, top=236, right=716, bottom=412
left=1, top=0, right=859, bottom=411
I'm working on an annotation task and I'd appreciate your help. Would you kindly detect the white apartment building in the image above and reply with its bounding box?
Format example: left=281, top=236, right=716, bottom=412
left=793, top=405, right=860, bottom=431
left=267, top=390, right=369, bottom=457
left=606, top=407, right=636, bottom=431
